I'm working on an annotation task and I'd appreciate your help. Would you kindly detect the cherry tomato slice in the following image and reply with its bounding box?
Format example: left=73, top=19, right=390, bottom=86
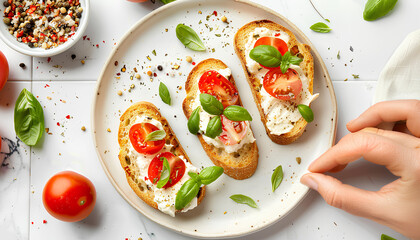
left=254, top=37, right=288, bottom=69
left=129, top=123, right=165, bottom=155
left=148, top=152, right=186, bottom=189
left=198, top=70, right=239, bottom=108
left=263, top=68, right=303, bottom=100
left=218, top=115, right=248, bottom=145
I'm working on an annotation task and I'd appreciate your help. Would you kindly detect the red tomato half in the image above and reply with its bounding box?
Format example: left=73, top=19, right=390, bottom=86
left=129, top=123, right=165, bottom=155
left=254, top=37, right=288, bottom=69
left=148, top=152, right=186, bottom=189
left=42, top=171, right=96, bottom=222
left=219, top=115, right=248, bottom=145
left=198, top=70, right=239, bottom=108
left=263, top=68, right=302, bottom=100
left=0, top=51, right=9, bottom=92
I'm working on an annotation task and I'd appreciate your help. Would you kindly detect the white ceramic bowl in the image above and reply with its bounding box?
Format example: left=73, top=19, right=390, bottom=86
left=0, top=0, right=90, bottom=57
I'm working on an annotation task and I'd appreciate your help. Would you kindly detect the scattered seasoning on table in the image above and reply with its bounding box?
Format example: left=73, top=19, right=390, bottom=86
left=43, top=220, right=47, bottom=224
left=186, top=56, right=192, bottom=63
left=135, top=74, right=141, bottom=79
left=47, top=57, right=51, bottom=63
left=81, top=126, right=86, bottom=131
left=19, top=62, right=26, bottom=68
left=2, top=0, right=84, bottom=49
left=296, top=157, right=301, bottom=165
left=114, top=60, right=118, bottom=66
left=81, top=60, right=85, bottom=64
left=157, top=65, right=163, bottom=71
left=107, top=128, right=111, bottom=132
left=221, top=16, right=227, bottom=23
left=117, top=90, right=122, bottom=96
left=65, top=115, right=70, bottom=119
left=56, top=122, right=60, bottom=126
left=71, top=54, right=76, bottom=60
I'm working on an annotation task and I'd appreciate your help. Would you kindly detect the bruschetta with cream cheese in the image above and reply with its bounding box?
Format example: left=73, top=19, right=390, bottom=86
left=182, top=58, right=259, bottom=180
left=234, top=20, right=318, bottom=145
left=118, top=102, right=205, bottom=216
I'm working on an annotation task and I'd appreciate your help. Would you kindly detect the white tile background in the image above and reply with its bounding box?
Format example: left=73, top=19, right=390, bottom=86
left=0, top=0, right=419, bottom=239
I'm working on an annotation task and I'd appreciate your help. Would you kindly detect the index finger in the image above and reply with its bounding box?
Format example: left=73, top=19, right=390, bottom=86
left=347, top=100, right=420, bottom=137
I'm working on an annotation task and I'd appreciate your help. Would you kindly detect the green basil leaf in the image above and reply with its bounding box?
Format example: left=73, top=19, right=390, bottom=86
left=280, top=51, right=291, bottom=74
left=176, top=24, right=206, bottom=51
left=249, top=45, right=282, bottom=68
left=230, top=194, right=258, bottom=208
left=271, top=165, right=284, bottom=192
left=188, top=172, right=201, bottom=185
left=290, top=55, right=303, bottom=66
left=160, top=0, right=176, bottom=4
left=144, top=130, right=166, bottom=142
left=159, top=82, right=171, bottom=105
left=223, top=105, right=252, bottom=121
left=175, top=178, right=200, bottom=210
left=363, top=0, right=397, bottom=21
left=381, top=234, right=397, bottom=240
left=187, top=107, right=200, bottom=135
left=157, top=157, right=171, bottom=189
left=14, top=88, right=44, bottom=146
left=198, top=166, right=224, bottom=185
left=205, top=116, right=222, bottom=139
left=200, top=93, right=223, bottom=115
left=298, top=104, right=314, bottom=123
left=310, top=22, right=332, bottom=33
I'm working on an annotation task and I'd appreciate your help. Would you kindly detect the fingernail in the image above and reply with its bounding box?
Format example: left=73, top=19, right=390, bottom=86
left=301, top=175, right=318, bottom=191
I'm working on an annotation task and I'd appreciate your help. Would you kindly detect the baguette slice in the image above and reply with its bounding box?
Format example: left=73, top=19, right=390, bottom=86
left=182, top=58, right=259, bottom=180
left=118, top=101, right=205, bottom=214
left=234, top=20, right=314, bottom=145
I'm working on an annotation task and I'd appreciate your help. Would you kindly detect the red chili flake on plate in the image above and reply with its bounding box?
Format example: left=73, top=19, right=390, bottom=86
left=44, top=84, right=50, bottom=88
left=116, top=73, right=121, bottom=76
left=87, top=38, right=90, bottom=41
left=192, top=62, right=196, bottom=65
left=83, top=35, right=87, bottom=40
left=213, top=11, right=217, bottom=16
left=47, top=57, right=51, bottom=63
left=274, top=33, right=281, bottom=37
left=43, top=220, right=47, bottom=224
left=66, top=115, right=70, bottom=119
left=153, top=73, right=157, bottom=77
left=103, top=40, right=105, bottom=43
left=57, top=122, right=60, bottom=126
left=96, top=44, right=99, bottom=48
left=31, top=222, right=34, bottom=225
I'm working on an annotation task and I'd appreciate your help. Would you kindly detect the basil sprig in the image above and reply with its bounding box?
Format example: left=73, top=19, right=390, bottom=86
left=200, top=94, right=223, bottom=115
left=310, top=22, right=332, bottom=33
left=363, top=0, right=397, bottom=21
left=205, top=116, right=222, bottom=139
left=223, top=105, right=252, bottom=121
left=250, top=46, right=303, bottom=73
left=175, top=166, right=224, bottom=210
left=381, top=234, right=396, bottom=240
left=271, top=165, right=284, bottom=192
left=250, top=45, right=282, bottom=68
left=298, top=104, right=314, bottom=123
left=230, top=194, right=258, bottom=208
left=159, top=82, right=171, bottom=105
left=14, top=88, right=44, bottom=146
left=160, top=0, right=175, bottom=4
left=144, top=130, right=166, bottom=142
left=176, top=24, right=206, bottom=51
left=157, top=157, right=170, bottom=189
left=187, top=107, right=200, bottom=135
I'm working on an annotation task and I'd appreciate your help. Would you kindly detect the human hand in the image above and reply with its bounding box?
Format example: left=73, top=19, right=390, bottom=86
left=300, top=100, right=420, bottom=239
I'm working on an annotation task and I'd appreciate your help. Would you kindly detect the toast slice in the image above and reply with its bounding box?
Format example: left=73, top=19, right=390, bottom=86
left=234, top=20, right=315, bottom=145
left=182, top=58, right=259, bottom=180
left=118, top=102, right=205, bottom=215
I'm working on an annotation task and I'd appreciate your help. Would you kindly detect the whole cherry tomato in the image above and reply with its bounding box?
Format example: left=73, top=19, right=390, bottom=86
left=0, top=50, right=9, bottom=91
left=43, top=171, right=96, bottom=222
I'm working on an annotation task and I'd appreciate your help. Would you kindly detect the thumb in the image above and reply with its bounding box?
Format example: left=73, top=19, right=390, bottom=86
left=301, top=173, right=385, bottom=221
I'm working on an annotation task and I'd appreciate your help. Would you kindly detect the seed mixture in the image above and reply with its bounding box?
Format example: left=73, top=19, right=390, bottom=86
left=2, top=0, right=83, bottom=49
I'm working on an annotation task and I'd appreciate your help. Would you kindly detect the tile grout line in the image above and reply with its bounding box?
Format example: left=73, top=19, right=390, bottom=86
left=28, top=56, right=33, bottom=240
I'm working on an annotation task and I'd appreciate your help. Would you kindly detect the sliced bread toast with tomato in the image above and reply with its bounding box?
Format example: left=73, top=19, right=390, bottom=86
left=182, top=58, right=259, bottom=180
left=118, top=101, right=205, bottom=215
left=234, top=20, right=315, bottom=145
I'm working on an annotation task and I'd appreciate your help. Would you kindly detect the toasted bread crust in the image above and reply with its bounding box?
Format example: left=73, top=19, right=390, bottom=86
left=182, top=58, right=259, bottom=180
left=118, top=102, right=205, bottom=213
left=234, top=20, right=314, bottom=145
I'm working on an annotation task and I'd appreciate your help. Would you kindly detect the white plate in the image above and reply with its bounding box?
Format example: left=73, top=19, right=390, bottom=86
left=92, top=0, right=337, bottom=238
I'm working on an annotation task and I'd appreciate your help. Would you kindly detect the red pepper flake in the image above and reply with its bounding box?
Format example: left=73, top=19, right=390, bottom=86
left=102, top=40, right=105, bottom=43
left=116, top=73, right=121, bottom=76
left=47, top=57, right=51, bottom=63
left=83, top=35, right=87, bottom=40
left=31, top=222, right=34, bottom=225
left=153, top=73, right=157, bottom=77
left=44, top=84, right=50, bottom=88
left=57, top=122, right=60, bottom=126
left=274, top=33, right=281, bottom=37
left=43, top=220, right=47, bottom=224
left=66, top=115, right=70, bottom=119
left=96, top=44, right=99, bottom=48
left=213, top=11, right=218, bottom=16
left=87, top=38, right=90, bottom=41
left=192, top=62, right=196, bottom=65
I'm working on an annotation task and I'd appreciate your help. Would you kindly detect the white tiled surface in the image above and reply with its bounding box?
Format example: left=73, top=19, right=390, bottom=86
left=1, top=0, right=419, bottom=239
